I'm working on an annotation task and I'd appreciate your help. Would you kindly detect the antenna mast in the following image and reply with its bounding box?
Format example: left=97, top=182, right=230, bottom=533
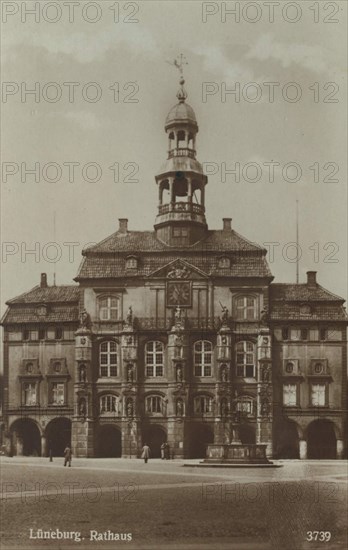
left=53, top=211, right=56, bottom=286
left=296, top=200, right=299, bottom=284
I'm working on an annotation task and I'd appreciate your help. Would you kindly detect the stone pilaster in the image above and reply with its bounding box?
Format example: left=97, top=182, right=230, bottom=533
left=256, top=329, right=273, bottom=457
left=72, top=326, right=95, bottom=457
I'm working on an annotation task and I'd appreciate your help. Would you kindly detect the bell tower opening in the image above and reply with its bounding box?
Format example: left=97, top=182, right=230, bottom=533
left=154, top=56, right=208, bottom=246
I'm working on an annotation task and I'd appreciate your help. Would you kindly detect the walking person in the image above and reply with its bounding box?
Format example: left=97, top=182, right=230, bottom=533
left=141, top=443, right=150, bottom=464
left=63, top=444, right=72, bottom=467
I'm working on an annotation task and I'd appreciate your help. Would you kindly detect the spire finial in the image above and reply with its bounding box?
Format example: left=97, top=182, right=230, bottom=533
left=166, top=53, right=188, bottom=102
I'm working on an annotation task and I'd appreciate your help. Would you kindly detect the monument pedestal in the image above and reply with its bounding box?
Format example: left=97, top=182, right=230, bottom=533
left=203, top=443, right=271, bottom=464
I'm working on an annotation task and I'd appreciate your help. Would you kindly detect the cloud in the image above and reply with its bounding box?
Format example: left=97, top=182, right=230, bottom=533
left=246, top=34, right=333, bottom=75
left=2, top=21, right=159, bottom=64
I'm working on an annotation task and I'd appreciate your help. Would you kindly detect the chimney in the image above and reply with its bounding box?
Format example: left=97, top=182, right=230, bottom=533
left=118, top=218, right=128, bottom=233
left=223, top=218, right=232, bottom=231
left=40, top=273, right=48, bottom=288
left=307, top=271, right=317, bottom=286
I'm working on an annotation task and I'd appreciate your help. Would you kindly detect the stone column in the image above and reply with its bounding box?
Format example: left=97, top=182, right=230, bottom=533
left=336, top=439, right=344, bottom=459
left=299, top=439, right=307, bottom=460
left=41, top=435, right=47, bottom=457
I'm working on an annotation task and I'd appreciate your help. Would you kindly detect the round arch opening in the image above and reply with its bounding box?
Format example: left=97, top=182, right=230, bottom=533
left=307, top=420, right=337, bottom=459
left=190, top=423, right=214, bottom=459
left=142, top=425, right=167, bottom=458
left=276, top=421, right=300, bottom=458
left=98, top=425, right=122, bottom=458
left=45, top=418, right=71, bottom=457
left=10, top=419, right=41, bottom=456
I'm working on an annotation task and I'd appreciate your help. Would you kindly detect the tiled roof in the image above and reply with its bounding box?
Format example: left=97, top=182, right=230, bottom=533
left=1, top=305, right=79, bottom=325
left=76, top=253, right=272, bottom=280
left=6, top=285, right=80, bottom=305
left=270, top=305, right=347, bottom=321
left=270, top=283, right=344, bottom=302
left=76, top=229, right=271, bottom=280
left=85, top=229, right=265, bottom=254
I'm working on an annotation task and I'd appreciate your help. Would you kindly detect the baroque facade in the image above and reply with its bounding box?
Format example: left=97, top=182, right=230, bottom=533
left=1, top=75, right=347, bottom=460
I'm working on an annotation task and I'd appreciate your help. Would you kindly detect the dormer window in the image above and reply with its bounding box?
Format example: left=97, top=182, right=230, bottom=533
left=126, top=256, right=138, bottom=270
left=235, top=296, right=257, bottom=321
left=218, top=256, right=230, bottom=268
left=300, top=304, right=311, bottom=315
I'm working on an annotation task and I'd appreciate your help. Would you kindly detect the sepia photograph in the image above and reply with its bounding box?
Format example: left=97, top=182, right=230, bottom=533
left=0, top=1, right=347, bottom=549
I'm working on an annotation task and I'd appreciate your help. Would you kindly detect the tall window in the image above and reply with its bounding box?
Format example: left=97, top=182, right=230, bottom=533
left=100, top=395, right=118, bottom=414
left=23, top=382, right=37, bottom=405
left=236, top=296, right=256, bottom=320
left=236, top=341, right=255, bottom=378
left=99, top=296, right=120, bottom=321
left=51, top=383, right=65, bottom=405
left=311, top=384, right=326, bottom=407
left=194, top=395, right=213, bottom=414
left=283, top=384, right=297, bottom=407
left=146, top=395, right=163, bottom=413
left=194, top=341, right=212, bottom=377
left=145, top=341, right=164, bottom=377
left=99, top=341, right=118, bottom=377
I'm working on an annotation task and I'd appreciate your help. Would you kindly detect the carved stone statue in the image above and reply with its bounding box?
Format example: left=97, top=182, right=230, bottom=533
left=175, top=305, right=182, bottom=322
left=168, top=265, right=190, bottom=279
left=127, top=365, right=134, bottom=383
left=79, top=365, right=86, bottom=383
left=176, top=365, right=183, bottom=382
left=126, top=400, right=133, bottom=417
left=221, top=365, right=227, bottom=382
left=221, top=399, right=227, bottom=417
left=261, top=399, right=270, bottom=416
left=126, top=306, right=133, bottom=326
left=80, top=309, right=91, bottom=329
left=176, top=399, right=184, bottom=416
left=262, top=364, right=271, bottom=382
left=260, top=308, right=269, bottom=325
left=221, top=304, right=229, bottom=324
left=79, top=398, right=86, bottom=416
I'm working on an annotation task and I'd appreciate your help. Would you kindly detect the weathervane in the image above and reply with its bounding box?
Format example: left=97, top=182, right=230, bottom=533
left=166, top=54, right=188, bottom=102
left=167, top=53, right=188, bottom=76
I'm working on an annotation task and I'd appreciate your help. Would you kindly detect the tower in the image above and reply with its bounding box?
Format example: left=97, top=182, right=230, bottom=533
left=154, top=60, right=208, bottom=246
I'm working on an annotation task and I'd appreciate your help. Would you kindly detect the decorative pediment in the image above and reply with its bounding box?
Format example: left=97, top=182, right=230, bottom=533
left=20, top=358, right=41, bottom=377
left=47, top=358, right=69, bottom=376
left=147, top=259, right=208, bottom=280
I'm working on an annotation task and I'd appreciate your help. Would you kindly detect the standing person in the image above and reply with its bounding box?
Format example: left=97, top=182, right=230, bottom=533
left=141, top=443, right=150, bottom=464
left=160, top=442, right=166, bottom=460
left=63, top=445, right=72, bottom=467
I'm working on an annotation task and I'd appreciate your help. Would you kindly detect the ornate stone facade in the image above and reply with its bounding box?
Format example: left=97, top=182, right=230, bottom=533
left=1, top=75, right=347, bottom=460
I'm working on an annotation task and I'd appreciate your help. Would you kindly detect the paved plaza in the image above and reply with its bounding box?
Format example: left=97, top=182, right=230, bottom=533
left=0, top=458, right=347, bottom=550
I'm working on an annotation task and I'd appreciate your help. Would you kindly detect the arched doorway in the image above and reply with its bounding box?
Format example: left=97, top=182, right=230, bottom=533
left=190, top=423, right=214, bottom=459
left=142, top=425, right=166, bottom=458
left=276, top=421, right=300, bottom=458
left=239, top=424, right=256, bottom=445
left=98, top=425, right=122, bottom=457
left=11, top=419, right=41, bottom=456
left=46, top=418, right=71, bottom=457
left=307, top=420, right=336, bottom=459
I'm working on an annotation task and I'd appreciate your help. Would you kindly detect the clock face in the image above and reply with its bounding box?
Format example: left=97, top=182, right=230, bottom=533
left=166, top=281, right=192, bottom=307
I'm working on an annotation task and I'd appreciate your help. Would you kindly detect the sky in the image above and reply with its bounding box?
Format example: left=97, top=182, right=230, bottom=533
left=1, top=0, right=347, bottom=317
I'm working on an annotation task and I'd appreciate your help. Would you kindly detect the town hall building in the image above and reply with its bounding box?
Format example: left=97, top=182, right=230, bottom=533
left=1, top=71, right=347, bottom=460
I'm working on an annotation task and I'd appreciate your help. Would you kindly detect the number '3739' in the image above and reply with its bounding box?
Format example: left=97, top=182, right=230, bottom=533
left=306, top=531, right=331, bottom=542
